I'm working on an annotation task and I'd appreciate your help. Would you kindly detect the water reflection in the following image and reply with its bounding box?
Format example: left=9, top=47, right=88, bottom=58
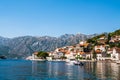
left=0, top=60, right=120, bottom=80
left=31, top=61, right=120, bottom=80
left=84, top=61, right=120, bottom=80
left=31, top=61, right=86, bottom=80
left=0, top=60, right=32, bottom=80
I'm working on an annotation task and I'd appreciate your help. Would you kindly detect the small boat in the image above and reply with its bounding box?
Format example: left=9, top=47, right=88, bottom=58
left=66, top=59, right=76, bottom=65
left=74, top=61, right=84, bottom=66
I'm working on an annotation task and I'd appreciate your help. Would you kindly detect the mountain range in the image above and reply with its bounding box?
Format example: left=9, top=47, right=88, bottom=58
left=0, top=34, right=97, bottom=59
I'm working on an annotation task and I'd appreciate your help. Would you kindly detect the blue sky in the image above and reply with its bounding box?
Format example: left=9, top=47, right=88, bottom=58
left=0, top=0, right=120, bottom=38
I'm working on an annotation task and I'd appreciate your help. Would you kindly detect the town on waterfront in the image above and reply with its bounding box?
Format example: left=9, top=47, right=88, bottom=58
left=0, top=0, right=120, bottom=80
left=27, top=29, right=120, bottom=64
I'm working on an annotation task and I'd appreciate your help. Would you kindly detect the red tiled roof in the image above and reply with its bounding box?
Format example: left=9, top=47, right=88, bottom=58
left=34, top=52, right=38, bottom=55
left=95, top=49, right=102, bottom=53
left=80, top=51, right=84, bottom=54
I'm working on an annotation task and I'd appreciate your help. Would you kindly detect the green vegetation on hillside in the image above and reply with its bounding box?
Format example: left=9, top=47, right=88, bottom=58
left=87, top=29, right=120, bottom=46
left=87, top=33, right=106, bottom=45
left=109, top=29, right=120, bottom=36
left=37, top=51, right=49, bottom=59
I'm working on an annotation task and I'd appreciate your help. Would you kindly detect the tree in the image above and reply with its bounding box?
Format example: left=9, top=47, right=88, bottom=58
left=105, top=33, right=111, bottom=44
left=37, top=51, right=49, bottom=59
left=93, top=50, right=97, bottom=59
left=114, top=29, right=120, bottom=35
left=106, top=54, right=111, bottom=57
left=75, top=55, right=81, bottom=60
left=109, top=43, right=116, bottom=48
left=87, top=39, right=94, bottom=43
left=60, top=56, right=67, bottom=60
left=116, top=42, right=120, bottom=48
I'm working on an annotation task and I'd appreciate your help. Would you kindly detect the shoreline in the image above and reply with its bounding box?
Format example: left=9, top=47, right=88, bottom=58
left=26, top=58, right=120, bottom=63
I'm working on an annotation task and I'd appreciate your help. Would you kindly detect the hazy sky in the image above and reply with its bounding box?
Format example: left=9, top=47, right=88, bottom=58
left=0, top=0, right=120, bottom=38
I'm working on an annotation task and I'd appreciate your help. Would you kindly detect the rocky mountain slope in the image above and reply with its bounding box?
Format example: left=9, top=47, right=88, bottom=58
left=0, top=34, right=97, bottom=59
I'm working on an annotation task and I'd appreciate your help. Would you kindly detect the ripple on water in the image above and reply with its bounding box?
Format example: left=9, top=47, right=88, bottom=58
left=0, top=60, right=120, bottom=80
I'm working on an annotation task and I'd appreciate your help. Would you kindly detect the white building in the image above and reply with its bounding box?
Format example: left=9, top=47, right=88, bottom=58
left=111, top=48, right=119, bottom=60
left=95, top=45, right=106, bottom=52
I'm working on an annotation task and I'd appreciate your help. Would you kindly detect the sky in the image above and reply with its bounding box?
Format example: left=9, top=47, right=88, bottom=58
left=0, top=0, right=120, bottom=38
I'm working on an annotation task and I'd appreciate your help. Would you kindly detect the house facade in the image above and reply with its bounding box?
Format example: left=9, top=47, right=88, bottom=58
left=111, top=48, right=120, bottom=60
left=94, top=45, right=106, bottom=60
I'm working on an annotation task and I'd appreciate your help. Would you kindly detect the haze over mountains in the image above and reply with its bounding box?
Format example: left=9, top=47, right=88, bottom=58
left=0, top=34, right=97, bottom=59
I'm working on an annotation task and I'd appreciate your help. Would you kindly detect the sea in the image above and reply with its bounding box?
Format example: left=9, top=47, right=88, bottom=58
left=0, top=60, right=120, bottom=80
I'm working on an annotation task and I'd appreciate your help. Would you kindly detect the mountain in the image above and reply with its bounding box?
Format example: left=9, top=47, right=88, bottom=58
left=0, top=34, right=97, bottom=59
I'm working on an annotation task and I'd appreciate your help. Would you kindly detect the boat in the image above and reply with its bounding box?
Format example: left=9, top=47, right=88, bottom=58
left=74, top=61, right=84, bottom=66
left=66, top=59, right=76, bottom=65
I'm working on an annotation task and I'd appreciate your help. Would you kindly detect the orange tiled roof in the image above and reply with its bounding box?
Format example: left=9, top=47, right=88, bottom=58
left=34, top=52, right=38, bottom=55
left=95, top=49, right=102, bottom=53
left=80, top=51, right=84, bottom=54
left=84, top=43, right=89, bottom=47
left=66, top=51, right=70, bottom=54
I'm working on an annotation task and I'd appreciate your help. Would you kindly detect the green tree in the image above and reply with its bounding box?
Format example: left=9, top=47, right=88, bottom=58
left=116, top=43, right=120, bottom=48
left=106, top=54, right=111, bottom=57
left=37, top=51, right=49, bottom=59
left=87, top=39, right=94, bottom=43
left=109, top=43, right=116, bottom=48
left=60, top=52, right=67, bottom=59
left=114, top=29, right=120, bottom=35
left=60, top=56, right=67, bottom=59
left=76, top=55, right=80, bottom=60
left=93, top=50, right=97, bottom=59
left=106, top=33, right=111, bottom=44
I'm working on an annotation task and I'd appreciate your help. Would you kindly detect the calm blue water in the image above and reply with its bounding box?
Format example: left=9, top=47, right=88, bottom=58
left=0, top=60, right=120, bottom=80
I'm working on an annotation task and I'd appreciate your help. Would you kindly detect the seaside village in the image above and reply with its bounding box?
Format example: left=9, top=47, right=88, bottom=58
left=27, top=34, right=120, bottom=63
